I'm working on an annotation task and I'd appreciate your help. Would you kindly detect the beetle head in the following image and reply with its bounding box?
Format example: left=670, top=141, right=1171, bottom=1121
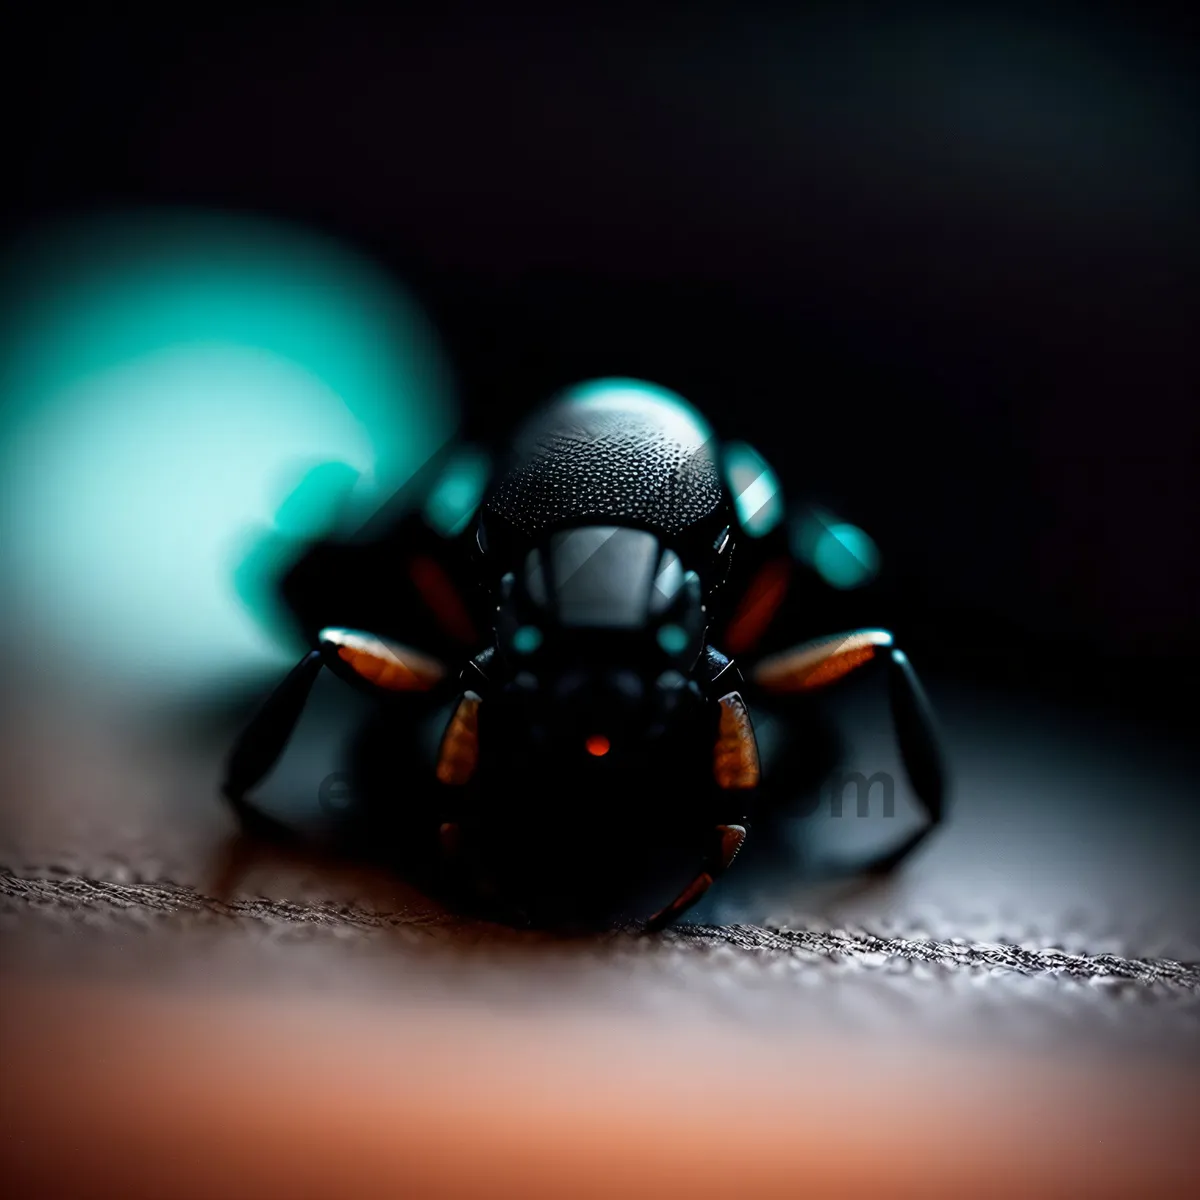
left=474, top=522, right=725, bottom=777
left=316, top=515, right=741, bottom=791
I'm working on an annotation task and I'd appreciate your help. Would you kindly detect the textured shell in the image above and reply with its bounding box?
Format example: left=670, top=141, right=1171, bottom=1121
left=484, top=386, right=726, bottom=537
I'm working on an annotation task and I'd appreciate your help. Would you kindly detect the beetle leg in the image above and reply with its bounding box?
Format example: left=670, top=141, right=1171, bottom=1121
left=643, top=823, right=747, bottom=932
left=712, top=691, right=761, bottom=789
left=432, top=696, right=509, bottom=903
left=750, top=628, right=895, bottom=694
left=748, top=629, right=948, bottom=873
left=642, top=689, right=758, bottom=930
left=318, top=627, right=447, bottom=693
left=806, top=642, right=947, bottom=875
left=856, top=647, right=947, bottom=874
left=435, top=691, right=483, bottom=785
left=222, top=650, right=325, bottom=840
left=432, top=695, right=479, bottom=867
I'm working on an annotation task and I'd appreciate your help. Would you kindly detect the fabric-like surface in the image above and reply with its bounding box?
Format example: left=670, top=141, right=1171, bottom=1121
left=6, top=870, right=1199, bottom=991
left=2, top=665, right=1199, bottom=1195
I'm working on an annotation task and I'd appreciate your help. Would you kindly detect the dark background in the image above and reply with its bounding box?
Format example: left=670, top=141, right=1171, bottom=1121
left=2, top=26, right=1200, bottom=1190
left=2, top=3, right=1197, bottom=730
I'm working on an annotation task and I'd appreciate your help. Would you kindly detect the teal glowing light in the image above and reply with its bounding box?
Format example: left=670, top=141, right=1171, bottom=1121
left=424, top=447, right=491, bottom=537
left=0, top=210, right=457, bottom=686
left=657, top=623, right=690, bottom=655
left=556, top=377, right=714, bottom=450
left=724, top=442, right=783, bottom=538
left=512, top=626, right=543, bottom=654
left=811, top=523, right=881, bottom=589
left=272, top=461, right=362, bottom=539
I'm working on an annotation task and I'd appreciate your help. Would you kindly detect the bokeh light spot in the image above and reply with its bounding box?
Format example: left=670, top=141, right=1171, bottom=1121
left=0, top=210, right=457, bottom=689
left=657, top=623, right=690, bottom=655
left=512, top=626, right=543, bottom=655
left=724, top=442, right=783, bottom=538
left=812, top=523, right=881, bottom=589
left=424, top=448, right=491, bottom=538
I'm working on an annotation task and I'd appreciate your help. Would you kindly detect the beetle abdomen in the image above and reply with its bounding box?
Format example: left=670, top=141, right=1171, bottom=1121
left=484, top=382, right=725, bottom=538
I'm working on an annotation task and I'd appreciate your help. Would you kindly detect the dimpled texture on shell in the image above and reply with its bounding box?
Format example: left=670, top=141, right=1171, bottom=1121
left=484, top=399, right=725, bottom=537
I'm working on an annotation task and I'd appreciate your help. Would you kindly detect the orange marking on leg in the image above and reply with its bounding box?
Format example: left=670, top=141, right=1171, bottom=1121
left=717, top=824, right=747, bottom=869
left=796, top=644, right=876, bottom=688
left=754, top=629, right=892, bottom=693
left=337, top=645, right=422, bottom=690
left=713, top=693, right=761, bottom=790
left=436, top=692, right=482, bottom=786
left=321, top=628, right=445, bottom=691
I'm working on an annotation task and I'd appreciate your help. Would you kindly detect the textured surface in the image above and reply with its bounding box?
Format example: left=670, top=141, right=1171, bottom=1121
left=485, top=398, right=724, bottom=537
left=6, top=871, right=1198, bottom=990
left=3, top=669, right=1198, bottom=1041
left=2, top=665, right=1199, bottom=1194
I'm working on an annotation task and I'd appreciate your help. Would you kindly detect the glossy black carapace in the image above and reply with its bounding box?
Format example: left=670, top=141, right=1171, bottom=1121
left=223, top=382, right=948, bottom=929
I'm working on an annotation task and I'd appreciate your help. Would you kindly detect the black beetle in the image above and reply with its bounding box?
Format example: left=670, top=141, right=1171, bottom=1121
left=223, top=379, right=948, bottom=929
